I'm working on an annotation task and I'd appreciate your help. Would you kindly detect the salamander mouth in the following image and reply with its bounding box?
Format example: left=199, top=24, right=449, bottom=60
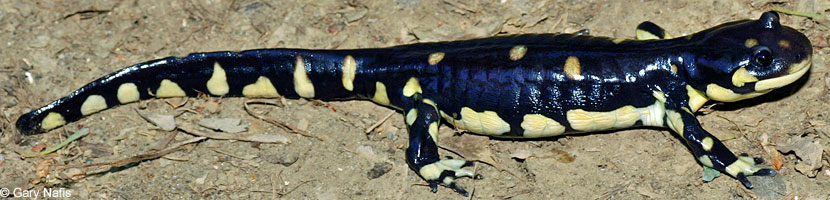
left=754, top=56, right=811, bottom=91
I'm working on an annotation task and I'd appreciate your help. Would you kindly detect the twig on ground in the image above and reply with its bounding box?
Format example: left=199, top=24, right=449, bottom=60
left=57, top=136, right=206, bottom=170
left=244, top=99, right=323, bottom=141
left=364, top=111, right=396, bottom=134
left=178, top=125, right=289, bottom=144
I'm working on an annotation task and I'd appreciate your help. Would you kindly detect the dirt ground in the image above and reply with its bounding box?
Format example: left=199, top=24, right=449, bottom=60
left=1, top=0, right=829, bottom=199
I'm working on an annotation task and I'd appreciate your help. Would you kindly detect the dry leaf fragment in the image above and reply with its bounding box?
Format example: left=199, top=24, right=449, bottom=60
left=442, top=133, right=498, bottom=166
left=31, top=143, right=47, bottom=153
left=760, top=133, right=784, bottom=170
left=200, top=99, right=221, bottom=114
left=136, top=110, right=176, bottom=131
left=33, top=159, right=54, bottom=184
left=510, top=149, right=533, bottom=160
left=198, top=118, right=248, bottom=133
left=778, top=135, right=824, bottom=177
left=552, top=149, right=575, bottom=163
left=296, top=119, right=309, bottom=132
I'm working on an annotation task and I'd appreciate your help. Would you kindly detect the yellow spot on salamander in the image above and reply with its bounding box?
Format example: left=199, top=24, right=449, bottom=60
left=778, top=40, right=791, bottom=49
left=725, top=156, right=762, bottom=176
left=731, top=67, right=758, bottom=87
left=566, top=106, right=640, bottom=132
left=422, top=99, right=436, bottom=107
left=701, top=137, right=714, bottom=151
left=342, top=55, right=357, bottom=91
left=80, top=95, right=107, bottom=116
left=402, top=77, right=422, bottom=97
left=450, top=107, right=510, bottom=135
left=756, top=57, right=811, bottom=91
left=670, top=64, right=678, bottom=74
left=563, top=56, right=582, bottom=81
left=117, top=83, right=140, bottom=104
left=442, top=177, right=454, bottom=185
left=637, top=101, right=665, bottom=127
left=686, top=85, right=708, bottom=112
left=744, top=38, right=758, bottom=48
left=418, top=159, right=473, bottom=181
left=509, top=45, right=527, bottom=61
left=706, top=84, right=768, bottom=102
left=652, top=91, right=667, bottom=104
left=156, top=79, right=186, bottom=98
left=428, top=52, right=445, bottom=65
left=635, top=28, right=670, bottom=40
left=371, top=82, right=390, bottom=105
left=698, top=155, right=714, bottom=167
left=428, top=122, right=439, bottom=143
left=207, top=62, right=229, bottom=96
left=520, top=114, right=566, bottom=138
left=242, top=76, right=280, bottom=97
left=612, top=38, right=626, bottom=44
left=294, top=55, right=315, bottom=98
left=636, top=29, right=661, bottom=40
left=665, top=110, right=684, bottom=135
left=406, top=108, right=418, bottom=125
left=40, top=112, right=66, bottom=131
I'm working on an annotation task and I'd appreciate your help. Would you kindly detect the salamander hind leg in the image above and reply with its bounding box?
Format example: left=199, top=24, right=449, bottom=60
left=665, top=109, right=775, bottom=188
left=404, top=98, right=474, bottom=196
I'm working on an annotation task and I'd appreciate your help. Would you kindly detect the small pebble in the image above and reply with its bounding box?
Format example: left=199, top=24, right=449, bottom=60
left=261, top=153, right=299, bottom=167
left=367, top=162, right=393, bottom=179
left=29, top=35, right=49, bottom=48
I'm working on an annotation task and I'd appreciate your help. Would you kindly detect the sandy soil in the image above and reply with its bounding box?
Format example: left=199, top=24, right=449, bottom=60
left=1, top=0, right=829, bottom=199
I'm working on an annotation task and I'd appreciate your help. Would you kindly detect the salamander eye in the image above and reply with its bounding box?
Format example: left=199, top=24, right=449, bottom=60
left=753, top=47, right=773, bottom=67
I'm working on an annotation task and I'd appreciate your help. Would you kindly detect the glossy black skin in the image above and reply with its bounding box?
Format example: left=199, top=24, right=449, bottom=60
left=17, top=12, right=811, bottom=195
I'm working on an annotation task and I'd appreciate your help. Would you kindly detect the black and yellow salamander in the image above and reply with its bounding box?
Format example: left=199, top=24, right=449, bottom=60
left=16, top=11, right=812, bottom=196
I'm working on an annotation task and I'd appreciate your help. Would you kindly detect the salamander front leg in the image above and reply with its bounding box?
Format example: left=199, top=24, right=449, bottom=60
left=665, top=109, right=775, bottom=188
left=404, top=100, right=474, bottom=196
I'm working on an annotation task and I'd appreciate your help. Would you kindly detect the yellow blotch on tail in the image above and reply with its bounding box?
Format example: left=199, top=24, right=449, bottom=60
left=156, top=79, right=186, bottom=98
left=342, top=55, right=357, bottom=91
left=293, top=55, right=315, bottom=98
left=207, top=62, right=230, bottom=96
left=80, top=95, right=107, bottom=116
left=117, top=83, right=140, bottom=104
left=242, top=76, right=280, bottom=98
left=40, top=112, right=66, bottom=131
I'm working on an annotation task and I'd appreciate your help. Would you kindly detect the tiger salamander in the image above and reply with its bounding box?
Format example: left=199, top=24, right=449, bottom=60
left=16, top=11, right=812, bottom=196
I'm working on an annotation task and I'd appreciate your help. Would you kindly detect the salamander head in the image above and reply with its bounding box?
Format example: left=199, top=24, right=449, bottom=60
left=687, top=11, right=812, bottom=102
